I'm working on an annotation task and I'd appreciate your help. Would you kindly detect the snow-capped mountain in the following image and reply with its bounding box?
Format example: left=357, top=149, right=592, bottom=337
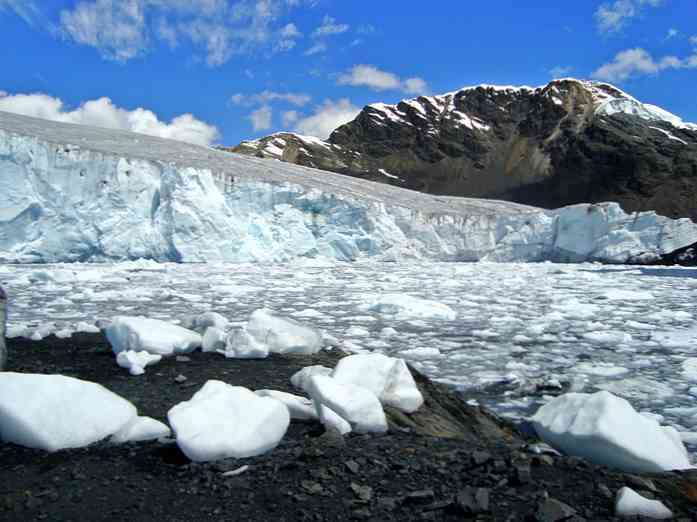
left=229, top=79, right=697, bottom=221
left=1, top=109, right=696, bottom=264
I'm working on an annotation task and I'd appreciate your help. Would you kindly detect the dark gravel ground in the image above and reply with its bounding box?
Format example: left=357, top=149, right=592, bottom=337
left=2, top=334, right=697, bottom=521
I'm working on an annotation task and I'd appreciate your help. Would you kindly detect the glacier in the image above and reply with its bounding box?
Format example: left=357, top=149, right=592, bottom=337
left=1, top=109, right=696, bottom=264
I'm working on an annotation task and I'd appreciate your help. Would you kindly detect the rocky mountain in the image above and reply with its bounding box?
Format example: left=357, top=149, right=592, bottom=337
left=228, top=79, right=697, bottom=221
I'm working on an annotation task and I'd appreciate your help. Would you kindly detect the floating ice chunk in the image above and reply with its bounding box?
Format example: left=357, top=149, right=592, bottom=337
left=345, top=326, right=370, bottom=337
left=255, top=390, right=317, bottom=421
left=615, top=487, right=673, bottom=519
left=290, top=365, right=333, bottom=392
left=582, top=331, right=632, bottom=345
left=332, top=353, right=424, bottom=413
left=110, top=416, right=171, bottom=443
left=399, top=347, right=442, bottom=360
left=246, top=309, right=322, bottom=355
left=181, top=312, right=229, bottom=334
left=105, top=316, right=202, bottom=356
left=202, top=327, right=227, bottom=353
left=116, top=350, right=162, bottom=376
left=365, top=294, right=457, bottom=320
left=603, top=289, right=654, bottom=301
left=0, top=373, right=137, bottom=451
left=168, top=381, right=289, bottom=462
left=681, top=358, right=697, bottom=382
left=531, top=390, right=692, bottom=473
left=222, top=328, right=269, bottom=359
left=573, top=362, right=629, bottom=378
left=307, top=376, right=387, bottom=434
left=379, top=327, right=398, bottom=338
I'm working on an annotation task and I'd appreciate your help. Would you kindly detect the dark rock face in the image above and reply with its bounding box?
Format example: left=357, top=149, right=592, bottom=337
left=227, top=79, right=697, bottom=221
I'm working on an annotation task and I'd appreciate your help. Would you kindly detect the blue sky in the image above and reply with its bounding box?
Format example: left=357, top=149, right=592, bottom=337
left=0, top=0, right=695, bottom=146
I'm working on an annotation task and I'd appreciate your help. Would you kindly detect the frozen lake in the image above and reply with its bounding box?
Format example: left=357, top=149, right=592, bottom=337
left=2, top=260, right=697, bottom=450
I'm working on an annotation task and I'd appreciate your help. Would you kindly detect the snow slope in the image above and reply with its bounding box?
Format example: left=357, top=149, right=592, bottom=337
left=1, top=110, right=696, bottom=263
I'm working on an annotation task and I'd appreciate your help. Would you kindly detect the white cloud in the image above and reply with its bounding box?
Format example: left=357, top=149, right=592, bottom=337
left=549, top=65, right=573, bottom=77
left=592, top=47, right=697, bottom=82
left=666, top=28, right=679, bottom=39
left=0, top=0, right=43, bottom=26
left=690, top=35, right=697, bottom=46
left=304, top=42, right=326, bottom=55
left=56, top=0, right=314, bottom=65
left=249, top=105, right=273, bottom=131
left=337, top=65, right=429, bottom=94
left=294, top=98, right=360, bottom=139
left=230, top=90, right=311, bottom=107
left=60, top=0, right=148, bottom=62
left=281, top=110, right=299, bottom=127
left=311, top=15, right=348, bottom=38
left=595, top=0, right=663, bottom=34
left=0, top=91, right=219, bottom=146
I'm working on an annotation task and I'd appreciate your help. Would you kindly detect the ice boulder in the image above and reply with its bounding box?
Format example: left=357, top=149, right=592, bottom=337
left=181, top=312, right=229, bottom=334
left=290, top=365, right=333, bottom=392
left=308, top=375, right=387, bottom=434
left=531, top=390, right=692, bottom=473
left=255, top=390, right=317, bottom=420
left=222, top=328, right=269, bottom=359
left=202, top=327, right=227, bottom=353
left=317, top=404, right=352, bottom=435
left=116, top=350, right=162, bottom=376
left=615, top=487, right=673, bottom=519
left=106, top=316, right=202, bottom=356
left=332, top=354, right=424, bottom=413
left=110, top=416, right=171, bottom=444
left=0, top=373, right=137, bottom=451
left=365, top=294, right=457, bottom=320
left=168, top=381, right=290, bottom=462
left=246, top=309, right=323, bottom=355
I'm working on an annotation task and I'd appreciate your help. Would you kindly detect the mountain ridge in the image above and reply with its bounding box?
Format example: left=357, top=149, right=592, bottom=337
left=227, top=78, right=697, bottom=221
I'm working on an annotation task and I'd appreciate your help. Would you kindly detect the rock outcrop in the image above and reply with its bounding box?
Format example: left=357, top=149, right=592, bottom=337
left=229, top=79, right=697, bottom=221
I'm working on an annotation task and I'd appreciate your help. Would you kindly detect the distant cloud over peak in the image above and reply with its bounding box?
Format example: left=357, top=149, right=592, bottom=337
left=337, top=65, right=429, bottom=95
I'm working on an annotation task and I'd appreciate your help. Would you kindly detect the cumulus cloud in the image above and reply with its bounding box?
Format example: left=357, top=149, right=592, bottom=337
left=294, top=98, right=360, bottom=139
left=592, top=47, right=697, bottom=82
left=595, top=0, right=663, bottom=34
left=337, top=65, right=429, bottom=94
left=55, top=0, right=312, bottom=65
left=230, top=90, right=311, bottom=107
left=249, top=105, right=273, bottom=131
left=0, top=91, right=219, bottom=146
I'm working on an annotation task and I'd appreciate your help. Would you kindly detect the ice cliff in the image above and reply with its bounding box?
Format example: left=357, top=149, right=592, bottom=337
left=1, top=110, right=696, bottom=264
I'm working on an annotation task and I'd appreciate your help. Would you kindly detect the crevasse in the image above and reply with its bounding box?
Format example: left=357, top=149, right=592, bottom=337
left=1, top=111, right=696, bottom=264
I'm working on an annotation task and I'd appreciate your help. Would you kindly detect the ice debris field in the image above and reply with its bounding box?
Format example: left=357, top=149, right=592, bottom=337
left=2, top=260, right=697, bottom=454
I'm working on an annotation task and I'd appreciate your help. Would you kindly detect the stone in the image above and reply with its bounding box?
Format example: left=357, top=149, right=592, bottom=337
left=536, top=498, right=577, bottom=522
left=456, top=487, right=490, bottom=514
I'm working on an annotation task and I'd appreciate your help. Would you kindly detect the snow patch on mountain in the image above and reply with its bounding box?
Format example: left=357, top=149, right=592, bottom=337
left=1, top=109, right=696, bottom=264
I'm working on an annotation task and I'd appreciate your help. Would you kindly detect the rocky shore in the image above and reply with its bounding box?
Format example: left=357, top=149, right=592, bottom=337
left=2, top=333, right=697, bottom=521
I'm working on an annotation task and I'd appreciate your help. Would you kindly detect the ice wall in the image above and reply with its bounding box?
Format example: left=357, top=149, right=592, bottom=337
left=1, top=111, right=696, bottom=264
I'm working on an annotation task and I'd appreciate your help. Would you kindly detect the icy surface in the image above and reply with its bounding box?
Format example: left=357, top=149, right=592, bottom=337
left=246, top=309, right=323, bottom=355
left=531, top=390, right=692, bottom=473
left=110, top=416, right=171, bottom=444
left=615, top=487, right=673, bottom=519
left=105, top=316, right=202, bottom=356
left=3, top=261, right=697, bottom=458
left=332, top=353, right=424, bottom=413
left=167, top=380, right=290, bottom=462
left=308, top=375, right=388, bottom=434
left=254, top=389, right=317, bottom=421
left=116, top=349, right=162, bottom=376
left=1, top=110, right=696, bottom=264
left=0, top=372, right=137, bottom=451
